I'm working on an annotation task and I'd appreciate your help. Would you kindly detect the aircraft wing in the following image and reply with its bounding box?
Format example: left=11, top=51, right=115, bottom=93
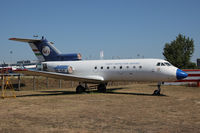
left=14, top=69, right=104, bottom=83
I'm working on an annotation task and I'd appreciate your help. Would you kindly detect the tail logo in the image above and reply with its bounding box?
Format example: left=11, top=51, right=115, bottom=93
left=42, top=46, right=50, bottom=56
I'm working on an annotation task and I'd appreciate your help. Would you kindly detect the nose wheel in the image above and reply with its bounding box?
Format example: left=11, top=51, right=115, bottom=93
left=153, top=82, right=161, bottom=95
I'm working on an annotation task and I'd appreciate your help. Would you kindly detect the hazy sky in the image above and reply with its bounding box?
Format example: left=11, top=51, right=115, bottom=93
left=0, top=0, right=200, bottom=63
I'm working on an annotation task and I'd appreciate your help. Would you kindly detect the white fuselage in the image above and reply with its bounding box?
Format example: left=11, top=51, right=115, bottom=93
left=41, top=58, right=178, bottom=82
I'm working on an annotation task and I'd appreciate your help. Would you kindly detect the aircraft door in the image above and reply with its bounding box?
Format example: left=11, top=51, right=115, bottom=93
left=42, top=63, right=48, bottom=71
left=156, top=62, right=161, bottom=73
left=157, top=67, right=161, bottom=72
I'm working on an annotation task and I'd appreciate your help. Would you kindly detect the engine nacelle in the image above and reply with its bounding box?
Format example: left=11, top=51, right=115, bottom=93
left=58, top=53, right=82, bottom=61
left=54, top=65, right=73, bottom=74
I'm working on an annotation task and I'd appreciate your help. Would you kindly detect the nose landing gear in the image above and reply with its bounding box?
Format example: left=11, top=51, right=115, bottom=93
left=153, top=82, right=162, bottom=95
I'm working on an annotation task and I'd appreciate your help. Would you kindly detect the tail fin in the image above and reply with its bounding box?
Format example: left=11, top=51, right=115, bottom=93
left=9, top=37, right=82, bottom=62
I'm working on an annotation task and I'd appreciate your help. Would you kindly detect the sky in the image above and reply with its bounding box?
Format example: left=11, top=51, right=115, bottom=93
left=0, top=0, right=200, bottom=63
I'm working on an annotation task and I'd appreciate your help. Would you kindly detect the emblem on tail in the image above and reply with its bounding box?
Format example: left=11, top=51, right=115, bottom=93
left=42, top=46, right=50, bottom=56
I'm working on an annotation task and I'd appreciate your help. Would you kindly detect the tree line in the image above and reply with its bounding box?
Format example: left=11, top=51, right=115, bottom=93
left=163, top=34, right=197, bottom=69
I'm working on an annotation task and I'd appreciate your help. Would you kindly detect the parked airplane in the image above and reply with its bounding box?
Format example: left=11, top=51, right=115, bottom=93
left=0, top=65, right=35, bottom=73
left=10, top=37, right=188, bottom=95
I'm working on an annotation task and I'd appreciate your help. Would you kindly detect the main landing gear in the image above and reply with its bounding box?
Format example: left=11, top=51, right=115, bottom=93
left=153, top=82, right=162, bottom=95
left=76, top=85, right=86, bottom=94
left=76, top=83, right=107, bottom=94
left=97, top=84, right=106, bottom=93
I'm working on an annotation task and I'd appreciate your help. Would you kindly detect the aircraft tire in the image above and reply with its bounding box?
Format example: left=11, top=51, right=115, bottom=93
left=76, top=85, right=85, bottom=94
left=97, top=84, right=106, bottom=93
left=153, top=90, right=160, bottom=95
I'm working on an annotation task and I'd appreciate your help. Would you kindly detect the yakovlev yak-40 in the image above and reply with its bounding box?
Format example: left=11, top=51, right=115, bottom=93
left=9, top=37, right=188, bottom=95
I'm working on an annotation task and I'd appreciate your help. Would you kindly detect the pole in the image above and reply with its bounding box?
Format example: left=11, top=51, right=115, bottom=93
left=1, top=75, right=4, bottom=98
left=59, top=80, right=61, bottom=88
left=46, top=77, right=48, bottom=89
left=33, top=76, right=35, bottom=90
left=17, top=75, right=20, bottom=91
left=71, top=81, right=74, bottom=88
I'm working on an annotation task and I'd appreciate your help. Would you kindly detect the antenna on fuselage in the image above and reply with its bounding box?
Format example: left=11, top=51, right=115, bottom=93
left=33, top=35, right=38, bottom=38
left=100, top=50, right=104, bottom=60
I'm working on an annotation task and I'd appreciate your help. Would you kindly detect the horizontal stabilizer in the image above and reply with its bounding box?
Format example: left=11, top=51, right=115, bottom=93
left=9, top=38, right=40, bottom=43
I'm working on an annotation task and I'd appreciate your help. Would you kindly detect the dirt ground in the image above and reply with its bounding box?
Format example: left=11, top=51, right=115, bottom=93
left=0, top=83, right=200, bottom=133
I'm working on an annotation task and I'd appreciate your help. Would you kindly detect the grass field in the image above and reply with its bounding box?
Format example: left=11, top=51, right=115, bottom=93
left=0, top=83, right=200, bottom=133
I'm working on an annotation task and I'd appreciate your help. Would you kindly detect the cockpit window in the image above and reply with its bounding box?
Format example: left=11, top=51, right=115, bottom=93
left=161, top=63, right=165, bottom=66
left=156, top=63, right=161, bottom=66
left=164, top=62, right=171, bottom=66
left=157, top=62, right=172, bottom=67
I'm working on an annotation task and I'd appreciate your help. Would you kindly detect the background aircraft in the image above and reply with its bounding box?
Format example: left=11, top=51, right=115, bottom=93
left=10, top=37, right=188, bottom=95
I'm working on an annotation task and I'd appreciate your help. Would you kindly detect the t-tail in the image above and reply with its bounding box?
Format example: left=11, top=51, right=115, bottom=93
left=9, top=37, right=82, bottom=62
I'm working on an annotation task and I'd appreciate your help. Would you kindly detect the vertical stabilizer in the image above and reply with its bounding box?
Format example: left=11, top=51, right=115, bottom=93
left=9, top=37, right=82, bottom=62
left=29, top=38, right=61, bottom=61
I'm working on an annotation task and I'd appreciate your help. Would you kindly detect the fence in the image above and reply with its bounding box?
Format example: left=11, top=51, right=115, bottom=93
left=165, top=69, right=200, bottom=87
left=1, top=75, right=136, bottom=91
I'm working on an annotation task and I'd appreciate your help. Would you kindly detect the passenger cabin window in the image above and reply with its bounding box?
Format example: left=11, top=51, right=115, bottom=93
left=101, top=66, right=103, bottom=69
left=120, top=66, right=122, bottom=69
left=113, top=66, right=116, bottom=69
left=139, top=66, right=142, bottom=69
left=94, top=66, right=97, bottom=69
left=107, top=66, right=110, bottom=69
left=126, top=66, right=129, bottom=69
left=133, top=66, right=136, bottom=69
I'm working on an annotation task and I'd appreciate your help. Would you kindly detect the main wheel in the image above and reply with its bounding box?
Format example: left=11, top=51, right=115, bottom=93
left=97, top=84, right=106, bottom=93
left=76, top=85, right=85, bottom=94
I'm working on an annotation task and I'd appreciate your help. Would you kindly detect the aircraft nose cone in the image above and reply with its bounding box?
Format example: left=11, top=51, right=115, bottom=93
left=176, top=69, right=188, bottom=80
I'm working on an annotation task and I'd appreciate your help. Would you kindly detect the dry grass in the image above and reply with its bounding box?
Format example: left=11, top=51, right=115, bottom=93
left=0, top=83, right=200, bottom=133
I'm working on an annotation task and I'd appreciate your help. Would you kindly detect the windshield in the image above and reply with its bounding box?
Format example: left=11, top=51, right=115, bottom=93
left=157, top=62, right=172, bottom=67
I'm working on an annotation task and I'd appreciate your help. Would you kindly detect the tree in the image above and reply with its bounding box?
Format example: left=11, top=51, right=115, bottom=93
left=163, top=34, right=196, bottom=69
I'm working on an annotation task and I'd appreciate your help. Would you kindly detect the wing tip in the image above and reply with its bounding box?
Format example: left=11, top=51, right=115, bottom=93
left=9, top=38, right=16, bottom=40
left=8, top=37, right=41, bottom=43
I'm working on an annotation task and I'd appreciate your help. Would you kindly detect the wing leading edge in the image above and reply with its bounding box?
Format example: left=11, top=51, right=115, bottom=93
left=14, top=69, right=104, bottom=83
